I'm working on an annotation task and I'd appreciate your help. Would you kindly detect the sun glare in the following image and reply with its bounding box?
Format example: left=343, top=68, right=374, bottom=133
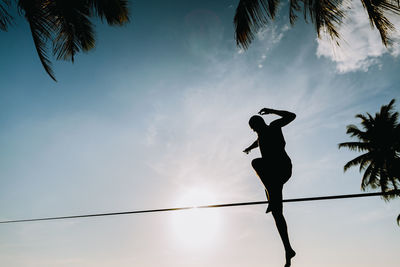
left=170, top=187, right=222, bottom=249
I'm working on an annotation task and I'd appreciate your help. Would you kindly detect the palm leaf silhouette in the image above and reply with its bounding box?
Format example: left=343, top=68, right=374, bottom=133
left=234, top=0, right=279, bottom=49
left=6, top=0, right=130, bottom=81
left=234, top=0, right=400, bottom=49
left=18, top=0, right=56, bottom=81
left=48, top=0, right=95, bottom=62
left=88, top=0, right=129, bottom=25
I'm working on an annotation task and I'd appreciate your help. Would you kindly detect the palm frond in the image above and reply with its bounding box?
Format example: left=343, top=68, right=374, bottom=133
left=378, top=98, right=395, bottom=119
left=376, top=160, right=399, bottom=199
left=360, top=0, right=398, bottom=46
left=381, top=162, right=400, bottom=198
left=355, top=113, right=368, bottom=122
left=48, top=0, right=95, bottom=62
left=338, top=141, right=370, bottom=152
left=359, top=155, right=372, bottom=171
left=390, top=176, right=399, bottom=190
left=234, top=0, right=279, bottom=49
left=356, top=113, right=376, bottom=130
left=361, top=162, right=374, bottom=188
left=382, top=99, right=397, bottom=123
left=362, top=163, right=380, bottom=190
left=289, top=0, right=300, bottom=24
left=343, top=152, right=371, bottom=172
left=379, top=0, right=400, bottom=15
left=18, top=0, right=57, bottom=81
left=303, top=0, right=344, bottom=43
left=387, top=110, right=399, bottom=127
left=379, top=169, right=393, bottom=200
left=89, top=0, right=129, bottom=25
left=379, top=166, right=389, bottom=186
left=382, top=189, right=399, bottom=200
left=0, top=0, right=13, bottom=31
left=15, top=0, right=131, bottom=81
left=385, top=98, right=395, bottom=110
left=345, top=124, right=368, bottom=140
left=267, top=0, right=279, bottom=18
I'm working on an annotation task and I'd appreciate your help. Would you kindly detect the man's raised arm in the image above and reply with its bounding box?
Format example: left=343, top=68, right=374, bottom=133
left=259, top=108, right=296, bottom=127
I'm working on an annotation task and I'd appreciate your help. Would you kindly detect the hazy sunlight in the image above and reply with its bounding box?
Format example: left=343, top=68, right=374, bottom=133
left=169, top=187, right=222, bottom=249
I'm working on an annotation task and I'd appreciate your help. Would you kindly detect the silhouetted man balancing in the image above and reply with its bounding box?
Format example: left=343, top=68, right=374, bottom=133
left=243, top=108, right=296, bottom=267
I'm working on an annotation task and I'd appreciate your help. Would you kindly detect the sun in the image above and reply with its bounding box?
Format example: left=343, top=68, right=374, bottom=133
left=169, top=187, right=222, bottom=249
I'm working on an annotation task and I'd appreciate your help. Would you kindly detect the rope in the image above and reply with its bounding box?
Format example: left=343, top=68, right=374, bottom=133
left=0, top=190, right=398, bottom=224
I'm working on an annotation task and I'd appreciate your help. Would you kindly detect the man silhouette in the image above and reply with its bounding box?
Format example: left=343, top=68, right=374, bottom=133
left=243, top=108, right=296, bottom=267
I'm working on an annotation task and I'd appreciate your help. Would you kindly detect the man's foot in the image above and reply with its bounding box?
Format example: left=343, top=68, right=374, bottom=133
left=284, top=249, right=296, bottom=267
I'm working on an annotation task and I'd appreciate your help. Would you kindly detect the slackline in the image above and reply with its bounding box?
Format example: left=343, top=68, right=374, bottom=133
left=0, top=190, right=398, bottom=224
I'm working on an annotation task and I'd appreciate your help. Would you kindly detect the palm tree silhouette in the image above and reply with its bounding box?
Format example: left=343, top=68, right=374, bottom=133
left=339, top=99, right=400, bottom=202
left=234, top=0, right=400, bottom=49
left=0, top=0, right=129, bottom=81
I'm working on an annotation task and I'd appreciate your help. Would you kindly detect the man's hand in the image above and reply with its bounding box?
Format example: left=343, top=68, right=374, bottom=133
left=258, top=108, right=274, bottom=115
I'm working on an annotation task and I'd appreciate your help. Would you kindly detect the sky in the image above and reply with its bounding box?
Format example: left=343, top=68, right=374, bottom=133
left=0, top=0, right=399, bottom=266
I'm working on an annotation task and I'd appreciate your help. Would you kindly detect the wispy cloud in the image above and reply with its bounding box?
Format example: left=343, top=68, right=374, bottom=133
left=255, top=24, right=290, bottom=68
left=316, top=1, right=400, bottom=72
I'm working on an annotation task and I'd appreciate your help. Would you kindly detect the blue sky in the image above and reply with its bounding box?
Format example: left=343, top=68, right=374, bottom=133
left=1, top=1, right=399, bottom=266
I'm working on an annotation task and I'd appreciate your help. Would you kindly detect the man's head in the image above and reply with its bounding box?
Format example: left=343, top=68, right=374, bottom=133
left=249, top=115, right=266, bottom=132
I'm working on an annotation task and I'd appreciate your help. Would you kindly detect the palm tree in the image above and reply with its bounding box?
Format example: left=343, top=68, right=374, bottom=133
left=0, top=0, right=129, bottom=81
left=338, top=99, right=400, bottom=202
left=234, top=0, right=400, bottom=49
